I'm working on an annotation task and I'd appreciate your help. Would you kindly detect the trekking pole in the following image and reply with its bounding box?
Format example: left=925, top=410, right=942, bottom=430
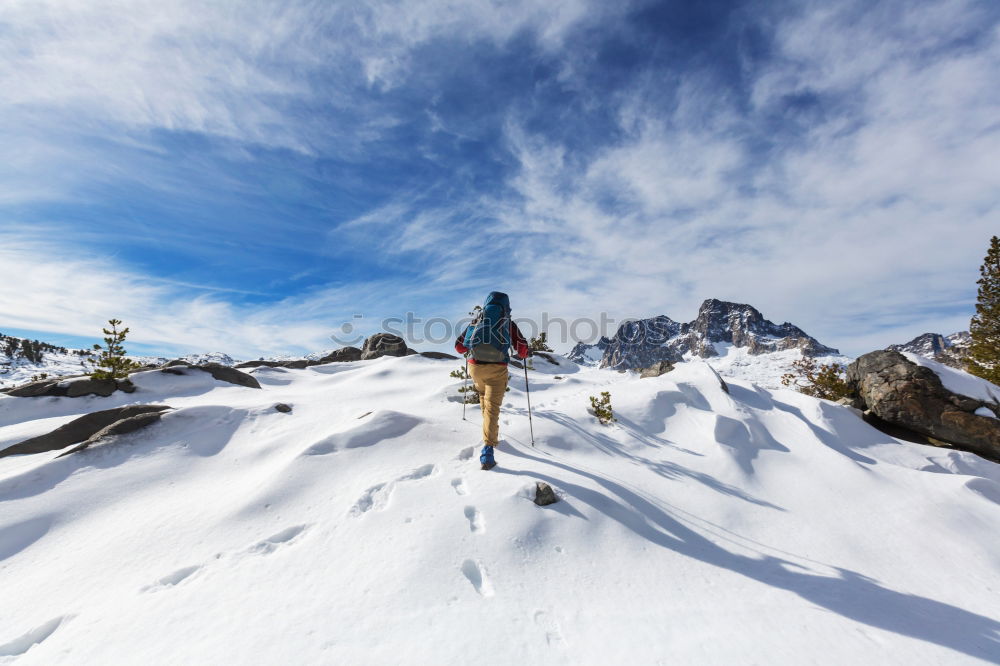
left=462, top=358, right=469, bottom=421
left=523, top=361, right=535, bottom=447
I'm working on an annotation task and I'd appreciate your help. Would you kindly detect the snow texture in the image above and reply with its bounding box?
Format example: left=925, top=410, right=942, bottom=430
left=1, top=353, right=1000, bottom=664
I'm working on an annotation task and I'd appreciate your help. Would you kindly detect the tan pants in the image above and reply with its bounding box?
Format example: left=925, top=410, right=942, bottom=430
left=469, top=363, right=509, bottom=447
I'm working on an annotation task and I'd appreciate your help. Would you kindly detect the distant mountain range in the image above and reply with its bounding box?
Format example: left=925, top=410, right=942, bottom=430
left=0, top=311, right=975, bottom=390
left=569, top=299, right=840, bottom=371
left=0, top=332, right=238, bottom=388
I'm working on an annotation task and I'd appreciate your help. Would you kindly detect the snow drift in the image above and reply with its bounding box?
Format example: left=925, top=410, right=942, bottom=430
left=1, top=354, right=999, bottom=664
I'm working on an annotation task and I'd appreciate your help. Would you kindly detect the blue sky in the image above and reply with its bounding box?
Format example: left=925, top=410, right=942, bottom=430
left=1, top=0, right=998, bottom=358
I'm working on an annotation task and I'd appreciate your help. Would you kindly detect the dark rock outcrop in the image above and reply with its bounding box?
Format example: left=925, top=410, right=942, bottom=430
left=316, top=347, right=363, bottom=364
left=534, top=482, right=559, bottom=506
left=2, top=375, right=135, bottom=398
left=638, top=360, right=675, bottom=378
left=360, top=334, right=411, bottom=360
left=274, top=403, right=292, bottom=413
left=58, top=411, right=167, bottom=457
left=234, top=346, right=364, bottom=370
left=0, top=405, right=171, bottom=458
left=163, top=363, right=261, bottom=389
left=234, top=359, right=310, bottom=370
left=572, top=299, right=838, bottom=371
left=230, top=340, right=416, bottom=370
left=419, top=351, right=458, bottom=360
left=194, top=363, right=261, bottom=389
left=846, top=350, right=1000, bottom=461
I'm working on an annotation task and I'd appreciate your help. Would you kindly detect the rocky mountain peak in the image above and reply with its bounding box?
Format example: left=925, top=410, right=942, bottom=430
left=570, top=299, right=839, bottom=371
left=887, top=331, right=971, bottom=370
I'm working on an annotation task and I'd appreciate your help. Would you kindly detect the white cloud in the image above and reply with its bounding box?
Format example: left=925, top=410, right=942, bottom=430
left=489, top=0, right=1000, bottom=355
left=1, top=0, right=996, bottom=359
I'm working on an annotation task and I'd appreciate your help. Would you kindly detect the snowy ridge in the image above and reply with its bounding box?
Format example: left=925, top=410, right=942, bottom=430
left=889, top=332, right=971, bottom=370
left=569, top=299, right=840, bottom=379
left=2, top=353, right=999, bottom=663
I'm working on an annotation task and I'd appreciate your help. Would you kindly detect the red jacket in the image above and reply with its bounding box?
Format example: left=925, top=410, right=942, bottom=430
left=455, top=321, right=529, bottom=364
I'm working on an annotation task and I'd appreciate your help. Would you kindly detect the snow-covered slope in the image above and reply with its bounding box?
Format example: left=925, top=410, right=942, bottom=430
left=2, top=354, right=999, bottom=664
left=696, top=344, right=850, bottom=390
left=0, top=347, right=92, bottom=389
left=903, top=351, right=1000, bottom=405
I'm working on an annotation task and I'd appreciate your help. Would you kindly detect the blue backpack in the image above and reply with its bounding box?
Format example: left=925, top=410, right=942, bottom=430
left=463, top=291, right=512, bottom=363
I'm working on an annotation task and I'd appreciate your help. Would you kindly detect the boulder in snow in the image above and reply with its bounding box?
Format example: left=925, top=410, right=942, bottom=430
left=639, top=360, right=675, bottom=378
left=2, top=375, right=135, bottom=398
left=846, top=350, right=1000, bottom=461
left=274, top=403, right=293, bottom=413
left=58, top=411, right=168, bottom=457
left=162, top=363, right=261, bottom=389
left=419, top=351, right=458, bottom=360
left=360, top=333, right=412, bottom=360
left=0, top=404, right=172, bottom=458
left=315, top=347, right=363, bottom=364
left=534, top=482, right=559, bottom=506
left=195, top=363, right=261, bottom=389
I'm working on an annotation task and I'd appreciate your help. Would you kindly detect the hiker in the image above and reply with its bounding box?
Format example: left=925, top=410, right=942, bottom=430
left=455, top=291, right=530, bottom=470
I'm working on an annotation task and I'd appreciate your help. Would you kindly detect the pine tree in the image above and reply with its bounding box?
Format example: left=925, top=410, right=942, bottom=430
left=968, top=235, right=1000, bottom=384
left=88, top=319, right=142, bottom=380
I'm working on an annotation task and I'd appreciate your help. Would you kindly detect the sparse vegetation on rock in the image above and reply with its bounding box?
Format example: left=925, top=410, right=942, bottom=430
left=781, top=357, right=851, bottom=401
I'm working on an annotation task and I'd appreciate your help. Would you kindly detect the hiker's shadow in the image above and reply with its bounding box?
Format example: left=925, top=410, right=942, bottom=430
left=524, top=408, right=778, bottom=510
left=500, top=444, right=1000, bottom=663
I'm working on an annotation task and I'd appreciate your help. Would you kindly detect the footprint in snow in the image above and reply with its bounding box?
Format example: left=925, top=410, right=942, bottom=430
left=350, top=482, right=392, bottom=516
left=247, top=524, right=309, bottom=555
left=461, top=559, right=494, bottom=597
left=349, top=464, right=438, bottom=517
left=0, top=616, right=70, bottom=658
left=141, top=565, right=202, bottom=592
left=397, top=463, right=436, bottom=481
left=456, top=447, right=474, bottom=461
left=451, top=478, right=469, bottom=496
left=464, top=506, right=484, bottom=533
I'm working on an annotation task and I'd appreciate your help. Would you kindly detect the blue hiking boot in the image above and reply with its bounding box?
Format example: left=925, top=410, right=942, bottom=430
left=480, top=445, right=497, bottom=470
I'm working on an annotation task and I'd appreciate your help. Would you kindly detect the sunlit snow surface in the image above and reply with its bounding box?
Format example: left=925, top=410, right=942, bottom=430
left=903, top=352, right=1000, bottom=404
left=699, top=343, right=852, bottom=390
left=1, top=354, right=999, bottom=664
